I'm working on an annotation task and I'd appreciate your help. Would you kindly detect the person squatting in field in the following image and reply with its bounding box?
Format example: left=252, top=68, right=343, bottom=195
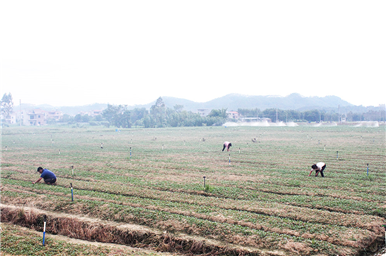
left=33, top=167, right=57, bottom=185
left=222, top=141, right=232, bottom=151
left=309, top=162, right=326, bottom=177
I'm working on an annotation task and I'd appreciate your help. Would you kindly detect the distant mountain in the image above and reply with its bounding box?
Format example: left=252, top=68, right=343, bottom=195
left=16, top=94, right=379, bottom=115
left=158, top=93, right=354, bottom=112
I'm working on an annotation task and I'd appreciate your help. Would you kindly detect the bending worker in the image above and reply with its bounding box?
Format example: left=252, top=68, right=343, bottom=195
left=309, top=162, right=326, bottom=177
left=222, top=141, right=232, bottom=152
left=33, top=167, right=57, bottom=185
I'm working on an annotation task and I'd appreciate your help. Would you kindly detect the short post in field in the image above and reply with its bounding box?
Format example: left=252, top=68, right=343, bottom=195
left=336, top=151, right=339, bottom=160
left=367, top=163, right=369, bottom=176
left=71, top=165, right=74, bottom=176
left=59, top=149, right=60, bottom=155
left=42, top=215, right=47, bottom=246
left=70, top=183, right=74, bottom=202
left=101, top=143, right=103, bottom=149
left=130, top=147, right=132, bottom=158
left=229, top=154, right=231, bottom=165
left=203, top=176, right=206, bottom=188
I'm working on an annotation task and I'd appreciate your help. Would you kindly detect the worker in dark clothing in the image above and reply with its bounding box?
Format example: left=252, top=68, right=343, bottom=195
left=309, top=162, right=326, bottom=177
left=33, top=167, right=57, bottom=185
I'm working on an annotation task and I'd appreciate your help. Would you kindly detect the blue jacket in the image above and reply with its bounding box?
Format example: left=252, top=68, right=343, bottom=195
left=40, top=169, right=56, bottom=180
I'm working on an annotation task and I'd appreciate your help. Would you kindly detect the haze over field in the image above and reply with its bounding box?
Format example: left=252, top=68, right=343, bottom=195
left=1, top=1, right=385, bottom=107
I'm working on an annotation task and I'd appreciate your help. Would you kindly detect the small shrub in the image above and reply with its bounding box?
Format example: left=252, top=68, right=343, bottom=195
left=204, top=185, right=214, bottom=193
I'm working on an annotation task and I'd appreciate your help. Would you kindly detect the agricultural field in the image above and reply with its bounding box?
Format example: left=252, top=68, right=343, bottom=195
left=1, top=124, right=385, bottom=255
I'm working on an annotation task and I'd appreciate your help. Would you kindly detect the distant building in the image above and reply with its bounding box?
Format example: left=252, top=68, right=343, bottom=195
left=197, top=109, right=211, bottom=117
left=239, top=117, right=272, bottom=123
left=1, top=112, right=17, bottom=124
left=47, top=110, right=63, bottom=121
left=89, top=110, right=103, bottom=116
left=227, top=111, right=240, bottom=119
left=77, top=110, right=103, bottom=117
left=16, top=109, right=63, bottom=126
left=24, top=109, right=47, bottom=126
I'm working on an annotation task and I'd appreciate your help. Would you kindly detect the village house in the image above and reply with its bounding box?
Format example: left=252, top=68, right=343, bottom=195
left=23, top=109, right=48, bottom=126
left=227, top=111, right=240, bottom=119
left=11, top=109, right=63, bottom=126
left=197, top=109, right=211, bottom=117
left=88, top=110, right=103, bottom=116
left=239, top=117, right=272, bottom=122
left=1, top=112, right=17, bottom=124
left=47, top=110, right=63, bottom=121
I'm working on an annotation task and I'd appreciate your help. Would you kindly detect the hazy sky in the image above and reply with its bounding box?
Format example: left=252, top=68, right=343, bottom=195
left=1, top=1, right=385, bottom=107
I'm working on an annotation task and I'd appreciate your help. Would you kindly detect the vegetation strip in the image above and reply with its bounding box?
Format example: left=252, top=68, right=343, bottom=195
left=1, top=204, right=285, bottom=256
left=2, top=186, right=374, bottom=249
left=1, top=185, right=382, bottom=253
left=2, top=178, right=384, bottom=232
left=4, top=175, right=385, bottom=220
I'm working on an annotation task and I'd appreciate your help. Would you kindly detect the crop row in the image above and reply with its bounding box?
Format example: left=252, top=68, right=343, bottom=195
left=3, top=178, right=384, bottom=232
left=3, top=167, right=385, bottom=218
left=1, top=187, right=358, bottom=255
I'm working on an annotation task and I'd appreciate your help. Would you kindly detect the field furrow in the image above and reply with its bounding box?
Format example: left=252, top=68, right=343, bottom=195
left=1, top=126, right=385, bottom=255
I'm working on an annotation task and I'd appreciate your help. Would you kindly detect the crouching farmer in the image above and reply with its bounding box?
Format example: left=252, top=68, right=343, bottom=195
left=222, top=141, right=232, bottom=152
left=309, top=162, right=326, bottom=177
left=33, top=167, right=57, bottom=185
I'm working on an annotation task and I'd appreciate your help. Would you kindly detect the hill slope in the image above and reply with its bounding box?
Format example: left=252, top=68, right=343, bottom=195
left=160, top=93, right=353, bottom=112
left=15, top=93, right=362, bottom=115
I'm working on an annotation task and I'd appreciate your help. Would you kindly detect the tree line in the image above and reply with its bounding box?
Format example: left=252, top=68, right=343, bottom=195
left=2, top=93, right=385, bottom=127
left=56, top=104, right=386, bottom=128
left=100, top=97, right=227, bottom=128
left=238, top=108, right=386, bottom=123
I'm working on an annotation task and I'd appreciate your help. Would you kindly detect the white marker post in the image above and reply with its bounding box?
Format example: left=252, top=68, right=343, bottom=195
left=367, top=163, right=369, bottom=176
left=228, top=154, right=231, bottom=166
left=42, top=215, right=47, bottom=246
left=130, top=147, right=132, bottom=159
left=70, top=183, right=74, bottom=202
left=71, top=165, right=74, bottom=176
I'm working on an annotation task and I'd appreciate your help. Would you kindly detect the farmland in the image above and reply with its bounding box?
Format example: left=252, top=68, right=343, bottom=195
left=1, top=124, right=385, bottom=255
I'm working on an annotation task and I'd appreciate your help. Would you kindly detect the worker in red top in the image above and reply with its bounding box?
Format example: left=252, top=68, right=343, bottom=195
left=222, top=141, right=232, bottom=151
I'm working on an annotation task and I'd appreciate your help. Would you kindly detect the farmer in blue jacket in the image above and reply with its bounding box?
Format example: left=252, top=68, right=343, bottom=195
left=33, top=167, right=57, bottom=185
